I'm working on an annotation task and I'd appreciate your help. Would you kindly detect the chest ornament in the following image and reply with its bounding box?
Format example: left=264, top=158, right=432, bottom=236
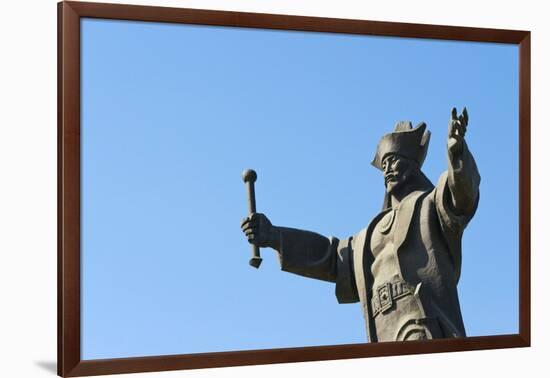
left=379, top=207, right=398, bottom=234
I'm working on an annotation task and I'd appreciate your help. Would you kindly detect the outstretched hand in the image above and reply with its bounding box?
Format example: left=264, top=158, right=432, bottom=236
left=448, top=107, right=468, bottom=157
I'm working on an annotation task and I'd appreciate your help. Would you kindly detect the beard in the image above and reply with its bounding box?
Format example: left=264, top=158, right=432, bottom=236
left=385, top=172, right=409, bottom=195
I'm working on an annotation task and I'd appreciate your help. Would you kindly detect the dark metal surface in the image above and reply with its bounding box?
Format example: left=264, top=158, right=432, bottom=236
left=242, top=169, right=262, bottom=268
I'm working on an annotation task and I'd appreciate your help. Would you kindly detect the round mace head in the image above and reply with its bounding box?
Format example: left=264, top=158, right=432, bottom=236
left=242, top=169, right=257, bottom=183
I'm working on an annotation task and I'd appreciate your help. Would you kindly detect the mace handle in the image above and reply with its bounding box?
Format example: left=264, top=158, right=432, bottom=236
left=242, top=169, right=262, bottom=269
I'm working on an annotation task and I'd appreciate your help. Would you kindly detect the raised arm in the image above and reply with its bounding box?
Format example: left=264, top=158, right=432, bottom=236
left=446, top=107, right=480, bottom=216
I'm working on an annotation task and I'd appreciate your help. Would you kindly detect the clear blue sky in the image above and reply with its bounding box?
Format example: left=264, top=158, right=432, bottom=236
left=81, top=18, right=519, bottom=359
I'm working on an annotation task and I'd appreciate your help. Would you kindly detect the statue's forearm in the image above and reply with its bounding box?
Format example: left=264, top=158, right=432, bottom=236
left=269, top=226, right=330, bottom=253
left=447, top=141, right=480, bottom=215
left=269, top=226, right=337, bottom=282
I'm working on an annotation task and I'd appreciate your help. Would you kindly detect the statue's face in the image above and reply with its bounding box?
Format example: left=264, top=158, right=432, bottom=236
left=382, top=154, right=416, bottom=194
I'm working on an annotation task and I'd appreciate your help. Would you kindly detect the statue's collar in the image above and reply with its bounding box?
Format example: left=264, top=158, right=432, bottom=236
left=388, top=189, right=427, bottom=210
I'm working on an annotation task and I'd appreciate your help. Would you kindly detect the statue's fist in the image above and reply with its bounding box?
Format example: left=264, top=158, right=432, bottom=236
left=240, top=213, right=276, bottom=248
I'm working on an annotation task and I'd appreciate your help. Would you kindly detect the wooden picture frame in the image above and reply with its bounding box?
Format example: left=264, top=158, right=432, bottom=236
left=58, top=1, right=530, bottom=376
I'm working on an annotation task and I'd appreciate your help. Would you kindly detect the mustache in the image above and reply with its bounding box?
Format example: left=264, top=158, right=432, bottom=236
left=384, top=173, right=398, bottom=184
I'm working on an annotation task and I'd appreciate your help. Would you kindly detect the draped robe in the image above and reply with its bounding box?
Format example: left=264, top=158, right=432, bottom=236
left=274, top=143, right=480, bottom=342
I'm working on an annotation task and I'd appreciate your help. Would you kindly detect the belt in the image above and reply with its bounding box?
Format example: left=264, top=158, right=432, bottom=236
left=371, top=281, right=414, bottom=318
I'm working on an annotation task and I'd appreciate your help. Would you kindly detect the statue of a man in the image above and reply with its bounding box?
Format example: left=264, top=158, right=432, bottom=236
left=241, top=107, right=480, bottom=342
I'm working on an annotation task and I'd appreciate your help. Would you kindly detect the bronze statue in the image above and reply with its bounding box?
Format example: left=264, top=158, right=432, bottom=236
left=240, top=107, right=480, bottom=342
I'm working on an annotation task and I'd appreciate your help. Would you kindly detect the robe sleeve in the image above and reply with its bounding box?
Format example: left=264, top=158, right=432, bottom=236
left=434, top=141, right=480, bottom=283
left=276, top=228, right=359, bottom=303
left=446, top=140, right=481, bottom=217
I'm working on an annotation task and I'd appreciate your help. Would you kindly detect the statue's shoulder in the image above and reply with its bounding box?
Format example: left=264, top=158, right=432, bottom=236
left=414, top=177, right=440, bottom=204
left=351, top=226, right=369, bottom=241
left=344, top=226, right=365, bottom=252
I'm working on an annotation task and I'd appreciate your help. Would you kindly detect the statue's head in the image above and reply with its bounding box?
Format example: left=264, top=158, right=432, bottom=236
left=381, top=153, right=419, bottom=195
left=372, top=121, right=432, bottom=206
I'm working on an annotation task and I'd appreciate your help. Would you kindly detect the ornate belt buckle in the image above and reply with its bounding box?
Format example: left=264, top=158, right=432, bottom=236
left=378, top=283, right=393, bottom=314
